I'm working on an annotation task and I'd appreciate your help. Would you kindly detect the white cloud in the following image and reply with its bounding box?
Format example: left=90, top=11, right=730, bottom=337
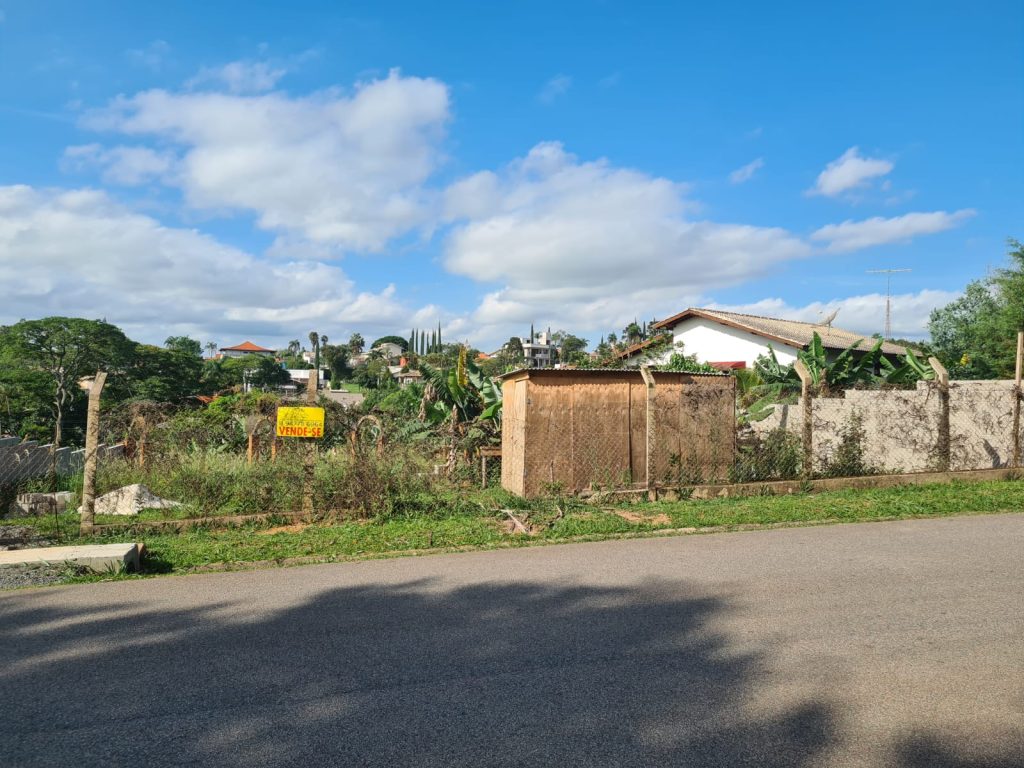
left=711, top=289, right=958, bottom=339
left=811, top=209, right=975, bottom=253
left=729, top=157, right=764, bottom=184
left=539, top=74, right=572, bottom=103
left=443, top=142, right=809, bottom=336
left=187, top=60, right=287, bottom=94
left=81, top=69, right=450, bottom=251
left=63, top=144, right=175, bottom=185
left=0, top=185, right=415, bottom=346
left=809, top=146, right=893, bottom=198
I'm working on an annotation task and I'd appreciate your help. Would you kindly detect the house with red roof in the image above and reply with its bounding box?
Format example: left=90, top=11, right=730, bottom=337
left=218, top=341, right=276, bottom=359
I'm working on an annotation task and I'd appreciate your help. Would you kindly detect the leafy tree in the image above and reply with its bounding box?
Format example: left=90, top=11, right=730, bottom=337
left=553, top=332, right=589, bottom=364
left=0, top=317, right=133, bottom=447
left=505, top=337, right=524, bottom=362
left=322, top=343, right=352, bottom=384
left=348, top=332, right=365, bottom=354
left=125, top=344, right=204, bottom=402
left=164, top=335, right=202, bottom=357
left=370, top=335, right=409, bottom=352
left=248, top=356, right=291, bottom=390
left=353, top=357, right=393, bottom=389
left=928, top=241, right=1024, bottom=379
left=623, top=322, right=643, bottom=345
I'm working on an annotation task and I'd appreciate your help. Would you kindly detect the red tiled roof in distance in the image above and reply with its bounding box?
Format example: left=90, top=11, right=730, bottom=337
left=219, top=341, right=275, bottom=353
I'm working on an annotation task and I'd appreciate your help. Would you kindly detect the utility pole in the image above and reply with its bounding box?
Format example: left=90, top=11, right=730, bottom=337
left=866, top=268, right=911, bottom=339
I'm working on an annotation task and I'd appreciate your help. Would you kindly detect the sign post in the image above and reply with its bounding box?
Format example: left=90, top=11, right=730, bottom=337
left=276, top=385, right=324, bottom=517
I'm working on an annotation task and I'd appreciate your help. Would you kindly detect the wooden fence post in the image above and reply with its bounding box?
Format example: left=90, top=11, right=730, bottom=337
left=1013, top=331, right=1023, bottom=467
left=79, top=371, right=108, bottom=536
left=793, top=360, right=813, bottom=479
left=930, top=357, right=951, bottom=471
left=640, top=365, right=656, bottom=498
left=302, top=371, right=317, bottom=517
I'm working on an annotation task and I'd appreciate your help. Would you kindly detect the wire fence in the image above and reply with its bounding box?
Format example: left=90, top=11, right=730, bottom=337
left=2, top=374, right=1022, bottom=518
left=504, top=374, right=1024, bottom=497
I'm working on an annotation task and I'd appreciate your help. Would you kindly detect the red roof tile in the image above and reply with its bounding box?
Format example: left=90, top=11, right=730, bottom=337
left=219, top=341, right=275, bottom=353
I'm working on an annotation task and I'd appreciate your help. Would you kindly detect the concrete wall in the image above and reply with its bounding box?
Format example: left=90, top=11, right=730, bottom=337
left=0, top=438, right=125, bottom=484
left=753, top=380, right=1019, bottom=473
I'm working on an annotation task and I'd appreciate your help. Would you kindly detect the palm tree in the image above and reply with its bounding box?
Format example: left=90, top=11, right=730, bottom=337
left=205, top=341, right=217, bottom=359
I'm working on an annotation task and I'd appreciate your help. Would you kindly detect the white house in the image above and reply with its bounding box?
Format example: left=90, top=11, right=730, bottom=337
left=219, top=341, right=276, bottom=359
left=374, top=342, right=405, bottom=362
left=615, top=308, right=907, bottom=369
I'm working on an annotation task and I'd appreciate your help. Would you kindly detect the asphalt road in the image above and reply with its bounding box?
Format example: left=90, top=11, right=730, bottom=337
left=2, top=514, right=1022, bottom=767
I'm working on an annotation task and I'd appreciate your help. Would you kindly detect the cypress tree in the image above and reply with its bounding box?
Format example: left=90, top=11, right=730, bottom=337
left=437, top=321, right=442, bottom=350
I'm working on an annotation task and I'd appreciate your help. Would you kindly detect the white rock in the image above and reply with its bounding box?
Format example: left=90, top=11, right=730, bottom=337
left=87, top=484, right=181, bottom=516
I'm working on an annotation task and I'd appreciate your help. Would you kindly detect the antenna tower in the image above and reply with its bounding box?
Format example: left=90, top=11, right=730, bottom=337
left=866, top=268, right=911, bottom=339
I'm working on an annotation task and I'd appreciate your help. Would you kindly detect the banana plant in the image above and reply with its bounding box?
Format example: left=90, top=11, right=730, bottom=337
left=882, top=348, right=936, bottom=385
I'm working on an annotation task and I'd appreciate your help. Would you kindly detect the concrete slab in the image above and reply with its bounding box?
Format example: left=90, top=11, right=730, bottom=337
left=0, top=543, right=141, bottom=573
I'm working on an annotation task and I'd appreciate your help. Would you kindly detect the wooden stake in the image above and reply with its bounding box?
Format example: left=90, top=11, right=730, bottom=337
left=1013, top=332, right=1023, bottom=466
left=794, top=360, right=813, bottom=479
left=640, top=365, right=655, bottom=491
left=79, top=371, right=107, bottom=535
left=929, top=357, right=951, bottom=471
left=303, top=370, right=317, bottom=517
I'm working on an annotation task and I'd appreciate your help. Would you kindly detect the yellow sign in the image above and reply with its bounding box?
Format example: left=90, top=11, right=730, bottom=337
left=276, top=407, right=325, bottom=438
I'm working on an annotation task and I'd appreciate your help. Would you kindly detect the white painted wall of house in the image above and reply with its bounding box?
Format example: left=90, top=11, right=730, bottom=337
left=623, top=317, right=800, bottom=367
left=672, top=318, right=800, bottom=366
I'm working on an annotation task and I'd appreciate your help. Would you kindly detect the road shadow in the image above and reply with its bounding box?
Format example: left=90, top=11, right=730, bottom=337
left=1, top=577, right=834, bottom=766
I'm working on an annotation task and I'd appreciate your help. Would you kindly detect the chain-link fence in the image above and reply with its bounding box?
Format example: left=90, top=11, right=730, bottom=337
left=3, top=370, right=1022, bottom=516
left=501, top=369, right=1024, bottom=497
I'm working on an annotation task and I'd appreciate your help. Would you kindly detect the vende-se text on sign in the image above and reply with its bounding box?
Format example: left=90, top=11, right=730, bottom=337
left=276, top=407, right=325, bottom=438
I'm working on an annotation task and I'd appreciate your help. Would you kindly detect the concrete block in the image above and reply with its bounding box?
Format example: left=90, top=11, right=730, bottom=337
left=8, top=492, right=74, bottom=518
left=0, top=543, right=141, bottom=573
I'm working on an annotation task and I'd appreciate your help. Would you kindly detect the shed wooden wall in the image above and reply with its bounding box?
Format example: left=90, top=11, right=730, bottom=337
left=501, top=371, right=735, bottom=497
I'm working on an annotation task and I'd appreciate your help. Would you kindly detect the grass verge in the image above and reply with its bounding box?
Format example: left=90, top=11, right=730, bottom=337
left=4, top=478, right=1023, bottom=587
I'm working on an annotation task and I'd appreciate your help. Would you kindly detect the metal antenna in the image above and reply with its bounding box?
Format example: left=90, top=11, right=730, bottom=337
left=866, top=268, right=912, bottom=338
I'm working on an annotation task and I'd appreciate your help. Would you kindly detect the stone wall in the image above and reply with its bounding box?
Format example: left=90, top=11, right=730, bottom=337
left=753, top=380, right=1019, bottom=474
left=0, top=437, right=125, bottom=484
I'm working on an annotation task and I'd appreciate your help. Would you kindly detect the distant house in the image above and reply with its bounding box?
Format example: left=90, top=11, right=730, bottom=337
left=396, top=369, right=423, bottom=386
left=373, top=342, right=405, bottom=363
left=219, top=341, right=276, bottom=359
left=615, top=308, right=907, bottom=369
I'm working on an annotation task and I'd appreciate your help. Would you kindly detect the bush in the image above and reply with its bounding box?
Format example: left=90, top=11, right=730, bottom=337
left=731, top=428, right=803, bottom=482
left=818, top=412, right=881, bottom=478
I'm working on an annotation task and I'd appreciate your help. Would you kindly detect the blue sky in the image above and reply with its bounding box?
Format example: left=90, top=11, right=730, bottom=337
left=1, top=1, right=1021, bottom=350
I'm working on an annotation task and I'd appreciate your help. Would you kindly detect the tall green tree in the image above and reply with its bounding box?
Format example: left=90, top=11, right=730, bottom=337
left=0, top=317, right=133, bottom=447
left=164, top=335, right=202, bottom=357
left=348, top=332, right=365, bottom=354
left=126, top=344, right=204, bottom=402
left=929, top=239, right=1024, bottom=378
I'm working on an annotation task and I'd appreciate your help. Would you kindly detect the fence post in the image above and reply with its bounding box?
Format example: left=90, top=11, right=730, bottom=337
left=930, top=357, right=951, bottom=471
left=640, top=365, right=656, bottom=499
left=79, top=371, right=107, bottom=536
left=302, top=372, right=317, bottom=517
left=1013, top=332, right=1023, bottom=467
left=794, top=360, right=813, bottom=479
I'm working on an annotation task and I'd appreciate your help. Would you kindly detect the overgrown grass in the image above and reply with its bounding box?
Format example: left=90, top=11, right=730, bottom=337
left=5, top=478, right=1022, bottom=587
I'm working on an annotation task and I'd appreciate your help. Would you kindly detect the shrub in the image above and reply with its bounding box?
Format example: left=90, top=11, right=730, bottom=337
left=731, top=428, right=803, bottom=482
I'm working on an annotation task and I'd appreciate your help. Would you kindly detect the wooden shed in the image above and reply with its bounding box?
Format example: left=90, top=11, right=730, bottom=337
left=500, top=369, right=736, bottom=497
